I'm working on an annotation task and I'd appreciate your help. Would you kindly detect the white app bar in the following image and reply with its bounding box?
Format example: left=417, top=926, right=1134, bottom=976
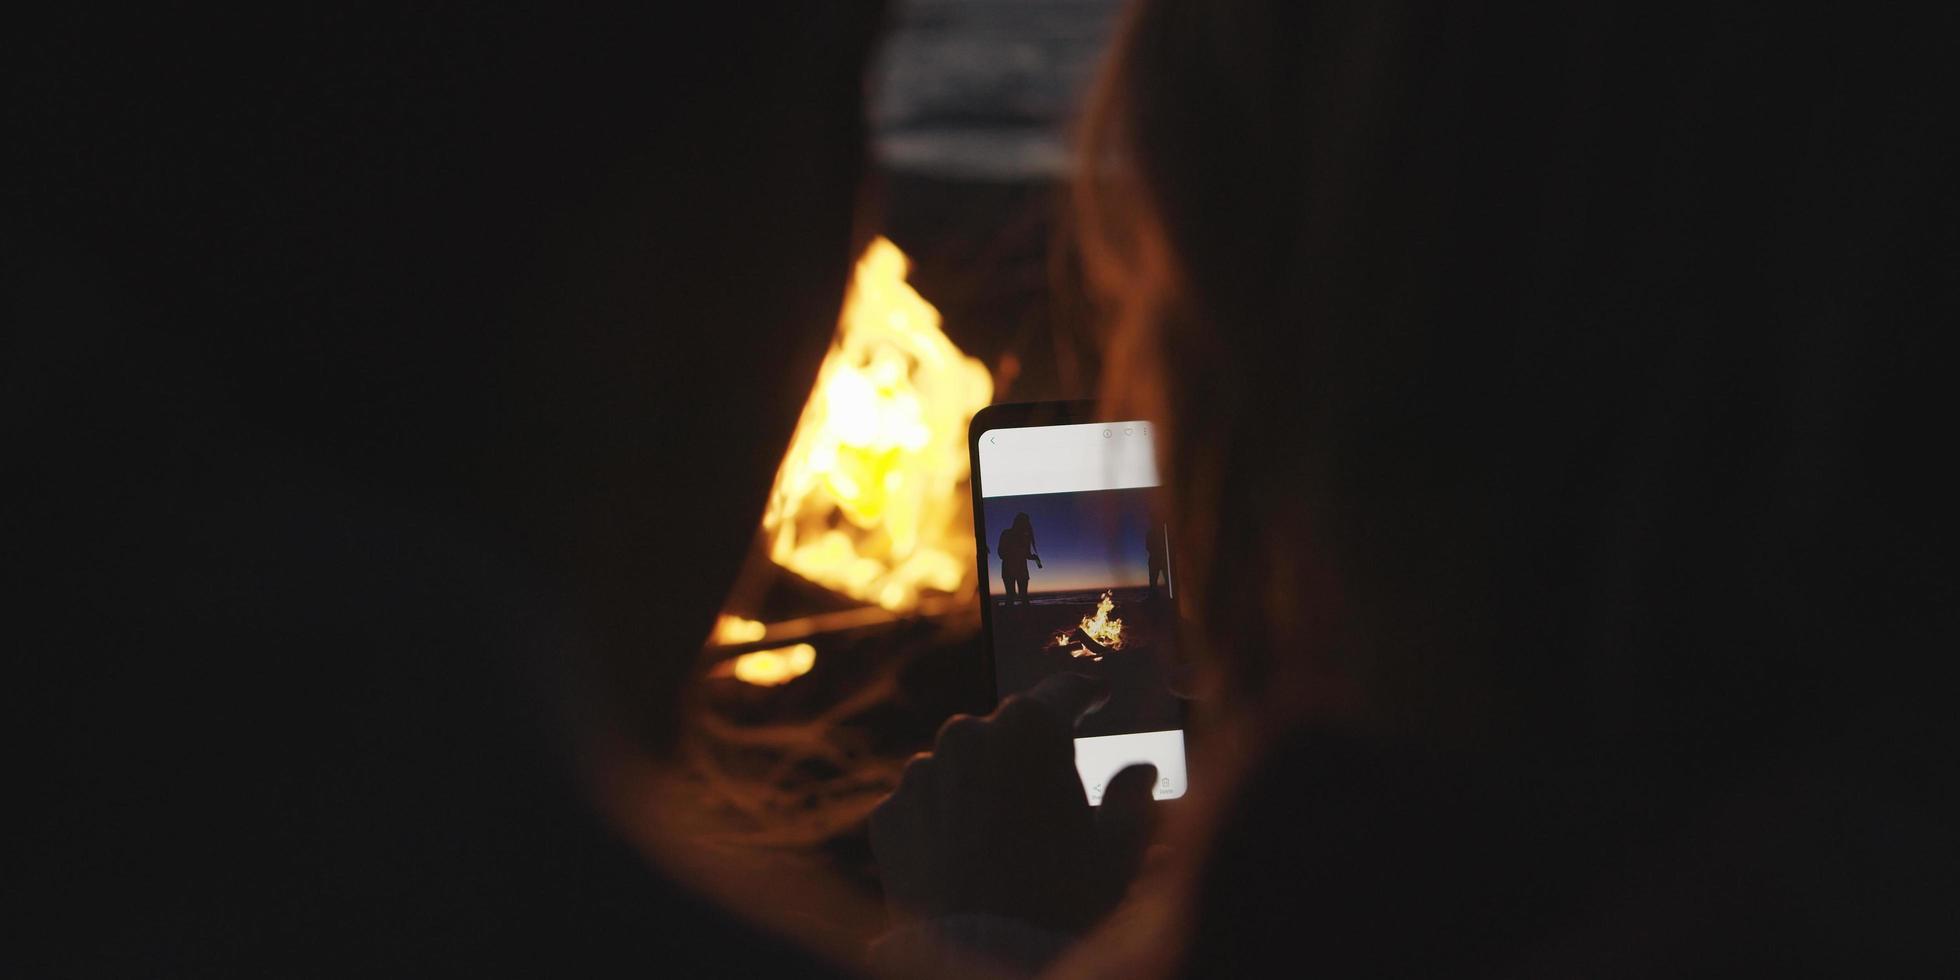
left=1076, top=729, right=1188, bottom=805
left=977, top=421, right=1160, bottom=498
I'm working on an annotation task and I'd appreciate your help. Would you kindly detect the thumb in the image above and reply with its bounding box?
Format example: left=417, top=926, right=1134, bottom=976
left=1095, top=763, right=1159, bottom=888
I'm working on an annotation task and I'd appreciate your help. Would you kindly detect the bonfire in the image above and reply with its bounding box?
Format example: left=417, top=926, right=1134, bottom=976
left=1052, top=590, right=1126, bottom=662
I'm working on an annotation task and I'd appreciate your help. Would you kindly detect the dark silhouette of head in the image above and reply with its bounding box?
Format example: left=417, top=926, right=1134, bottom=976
left=11, top=5, right=886, bottom=972
left=1067, top=7, right=1955, bottom=972
left=1076, top=1, right=1955, bottom=774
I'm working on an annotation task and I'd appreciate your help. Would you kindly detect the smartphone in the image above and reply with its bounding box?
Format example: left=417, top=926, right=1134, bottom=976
left=968, top=401, right=1188, bottom=804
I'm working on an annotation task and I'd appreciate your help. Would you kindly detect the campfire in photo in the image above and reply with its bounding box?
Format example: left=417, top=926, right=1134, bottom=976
left=1054, top=590, right=1126, bottom=662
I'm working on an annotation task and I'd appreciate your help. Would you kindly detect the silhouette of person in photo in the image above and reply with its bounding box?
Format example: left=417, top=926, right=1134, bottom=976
left=997, top=513, right=1041, bottom=605
left=1146, top=523, right=1168, bottom=598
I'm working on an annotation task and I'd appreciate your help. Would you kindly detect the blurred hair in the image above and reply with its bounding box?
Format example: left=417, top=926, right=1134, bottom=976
left=1075, top=1, right=1956, bottom=768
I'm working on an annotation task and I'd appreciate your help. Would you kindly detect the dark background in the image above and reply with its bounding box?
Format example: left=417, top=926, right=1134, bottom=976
left=872, top=0, right=1123, bottom=405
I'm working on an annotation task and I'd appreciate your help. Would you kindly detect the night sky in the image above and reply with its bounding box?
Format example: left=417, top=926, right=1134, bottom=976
left=981, top=487, right=1164, bottom=596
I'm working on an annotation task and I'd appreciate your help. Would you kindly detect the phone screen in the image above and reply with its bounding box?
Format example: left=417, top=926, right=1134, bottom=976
left=973, top=417, right=1188, bottom=804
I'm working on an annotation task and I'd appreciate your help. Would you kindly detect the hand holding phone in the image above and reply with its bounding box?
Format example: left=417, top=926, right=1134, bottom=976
left=870, top=673, right=1158, bottom=930
left=869, top=403, right=1190, bottom=933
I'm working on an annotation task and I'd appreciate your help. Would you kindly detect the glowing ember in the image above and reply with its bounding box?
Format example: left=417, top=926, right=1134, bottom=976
left=711, top=614, right=767, bottom=645
left=1070, top=645, right=1102, bottom=662
left=1078, top=591, right=1125, bottom=649
left=761, top=237, right=993, bottom=612
left=1054, top=631, right=1075, bottom=648
left=723, top=643, right=817, bottom=687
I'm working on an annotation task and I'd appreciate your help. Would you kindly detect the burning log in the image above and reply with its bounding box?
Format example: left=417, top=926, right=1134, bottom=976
left=1073, top=628, right=1120, bottom=659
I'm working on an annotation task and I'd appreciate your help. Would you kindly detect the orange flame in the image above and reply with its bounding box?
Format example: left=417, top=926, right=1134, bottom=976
left=719, top=643, right=817, bottom=687
left=711, top=614, right=768, bottom=645
left=760, top=237, right=993, bottom=613
left=1079, top=590, right=1125, bottom=650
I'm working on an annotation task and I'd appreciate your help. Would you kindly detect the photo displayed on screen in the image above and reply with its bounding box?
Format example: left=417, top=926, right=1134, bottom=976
left=982, top=487, right=1181, bottom=741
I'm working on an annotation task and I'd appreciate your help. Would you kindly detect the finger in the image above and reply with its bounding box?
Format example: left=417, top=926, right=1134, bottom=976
left=990, top=695, right=1084, bottom=779
left=1019, top=671, right=1111, bottom=729
left=932, top=713, right=986, bottom=762
left=869, top=800, right=927, bottom=921
left=896, top=751, right=936, bottom=795
left=1095, top=763, right=1159, bottom=885
left=879, top=752, right=940, bottom=841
